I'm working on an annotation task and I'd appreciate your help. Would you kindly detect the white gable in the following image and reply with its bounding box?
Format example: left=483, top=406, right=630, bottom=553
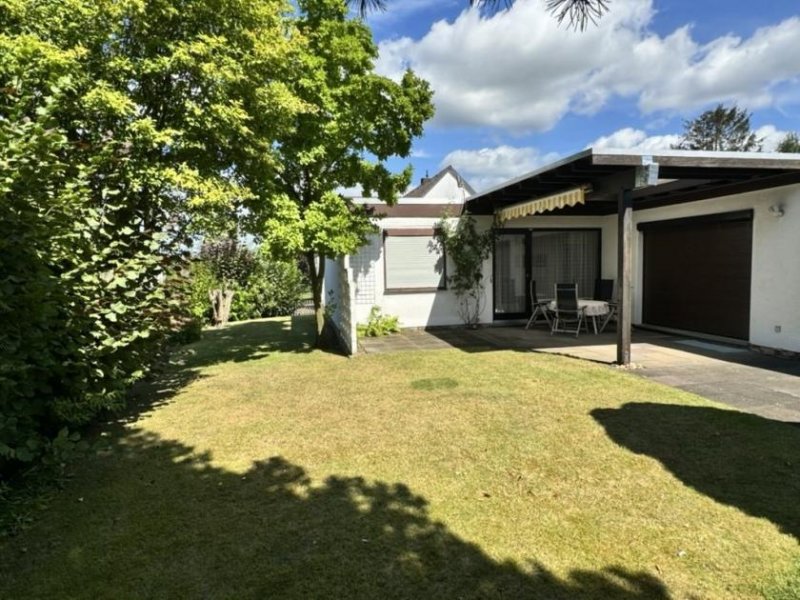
left=349, top=166, right=474, bottom=206
left=410, top=171, right=468, bottom=202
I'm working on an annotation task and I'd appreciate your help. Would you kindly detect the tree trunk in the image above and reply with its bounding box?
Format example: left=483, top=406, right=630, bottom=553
left=209, top=288, right=235, bottom=327
left=307, top=252, right=327, bottom=345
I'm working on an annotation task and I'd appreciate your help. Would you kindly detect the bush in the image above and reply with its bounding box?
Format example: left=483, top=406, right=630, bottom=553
left=0, top=10, right=193, bottom=476
left=435, top=216, right=493, bottom=327
left=190, top=246, right=307, bottom=324
left=357, top=306, right=400, bottom=337
left=188, top=261, right=217, bottom=322
left=231, top=256, right=307, bottom=320
left=170, top=317, right=204, bottom=346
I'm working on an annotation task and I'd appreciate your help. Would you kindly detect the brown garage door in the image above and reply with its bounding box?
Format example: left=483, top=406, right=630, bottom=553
left=641, top=211, right=753, bottom=340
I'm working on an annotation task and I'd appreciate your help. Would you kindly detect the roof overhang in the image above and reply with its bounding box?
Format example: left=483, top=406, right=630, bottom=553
left=466, top=148, right=800, bottom=218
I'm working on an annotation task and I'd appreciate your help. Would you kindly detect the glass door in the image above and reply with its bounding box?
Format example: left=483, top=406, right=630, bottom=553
left=493, top=231, right=529, bottom=320
left=530, top=229, right=601, bottom=301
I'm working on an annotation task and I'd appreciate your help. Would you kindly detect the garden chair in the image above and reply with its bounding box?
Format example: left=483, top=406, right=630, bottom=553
left=594, top=278, right=617, bottom=333
left=551, top=283, right=586, bottom=337
left=525, top=279, right=551, bottom=329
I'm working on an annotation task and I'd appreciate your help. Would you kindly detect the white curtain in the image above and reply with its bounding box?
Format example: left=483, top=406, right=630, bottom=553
left=530, top=230, right=599, bottom=299
left=495, top=235, right=526, bottom=314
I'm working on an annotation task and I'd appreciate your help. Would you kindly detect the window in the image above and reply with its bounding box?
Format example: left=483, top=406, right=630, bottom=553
left=530, top=229, right=600, bottom=299
left=384, top=230, right=445, bottom=292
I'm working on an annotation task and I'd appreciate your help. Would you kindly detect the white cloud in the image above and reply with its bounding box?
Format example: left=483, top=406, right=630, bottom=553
left=589, top=128, right=682, bottom=152
left=588, top=124, right=791, bottom=152
left=755, top=125, right=792, bottom=152
left=377, top=0, right=800, bottom=132
left=441, top=145, right=559, bottom=191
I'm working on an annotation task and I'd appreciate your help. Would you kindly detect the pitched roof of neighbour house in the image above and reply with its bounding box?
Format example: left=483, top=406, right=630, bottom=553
left=405, top=165, right=477, bottom=198
left=466, top=148, right=800, bottom=217
left=353, top=165, right=475, bottom=218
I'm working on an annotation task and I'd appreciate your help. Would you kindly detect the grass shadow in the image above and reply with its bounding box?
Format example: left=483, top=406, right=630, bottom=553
left=122, top=316, right=323, bottom=423
left=183, top=316, right=319, bottom=369
left=592, top=403, right=800, bottom=541
left=0, top=427, right=673, bottom=599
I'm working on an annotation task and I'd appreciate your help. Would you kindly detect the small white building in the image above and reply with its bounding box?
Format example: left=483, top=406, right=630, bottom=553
left=326, top=150, right=800, bottom=360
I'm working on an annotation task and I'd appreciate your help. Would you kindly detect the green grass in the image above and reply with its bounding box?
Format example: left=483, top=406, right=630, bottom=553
left=1, top=316, right=799, bottom=599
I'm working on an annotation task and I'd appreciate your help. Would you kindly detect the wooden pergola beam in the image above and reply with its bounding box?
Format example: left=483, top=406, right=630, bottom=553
left=617, top=188, right=634, bottom=366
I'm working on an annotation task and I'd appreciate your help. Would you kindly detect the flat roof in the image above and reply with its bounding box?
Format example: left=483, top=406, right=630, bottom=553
left=467, top=148, right=800, bottom=216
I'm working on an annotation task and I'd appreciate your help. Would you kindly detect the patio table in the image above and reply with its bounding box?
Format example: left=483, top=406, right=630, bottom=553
left=548, top=299, right=610, bottom=334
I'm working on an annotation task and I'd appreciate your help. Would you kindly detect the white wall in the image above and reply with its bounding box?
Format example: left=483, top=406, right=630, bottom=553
left=343, top=182, right=800, bottom=353
left=323, top=256, right=357, bottom=355
left=348, top=214, right=615, bottom=329
left=349, top=216, right=494, bottom=329
left=422, top=175, right=469, bottom=202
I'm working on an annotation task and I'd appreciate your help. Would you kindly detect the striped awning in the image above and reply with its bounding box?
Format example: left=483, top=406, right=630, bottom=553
left=496, top=187, right=585, bottom=222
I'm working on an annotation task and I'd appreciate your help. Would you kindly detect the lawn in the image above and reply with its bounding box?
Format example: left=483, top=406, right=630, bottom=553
left=1, top=316, right=799, bottom=599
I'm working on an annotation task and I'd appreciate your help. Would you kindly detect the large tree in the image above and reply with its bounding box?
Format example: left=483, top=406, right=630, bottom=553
left=776, top=132, right=800, bottom=153
left=0, top=0, right=306, bottom=469
left=674, top=104, right=763, bottom=152
left=258, top=0, right=434, bottom=343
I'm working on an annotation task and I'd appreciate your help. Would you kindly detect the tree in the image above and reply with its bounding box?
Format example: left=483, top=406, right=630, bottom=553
left=776, top=132, right=800, bottom=153
left=258, top=0, right=435, bottom=344
left=351, top=0, right=610, bottom=30
left=0, top=0, right=306, bottom=471
left=674, top=104, right=762, bottom=152
left=199, top=239, right=257, bottom=327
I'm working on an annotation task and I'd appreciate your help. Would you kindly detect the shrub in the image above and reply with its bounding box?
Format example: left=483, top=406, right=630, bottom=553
left=170, top=317, right=204, bottom=346
left=190, top=245, right=307, bottom=324
left=232, top=256, right=307, bottom=320
left=188, top=261, right=217, bottom=322
left=0, top=6, right=193, bottom=476
left=199, top=239, right=257, bottom=326
left=357, top=306, right=401, bottom=337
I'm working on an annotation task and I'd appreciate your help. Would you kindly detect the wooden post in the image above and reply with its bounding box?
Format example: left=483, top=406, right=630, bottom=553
left=617, top=188, right=633, bottom=365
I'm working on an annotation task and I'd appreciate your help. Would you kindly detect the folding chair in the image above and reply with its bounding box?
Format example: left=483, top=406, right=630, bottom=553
left=551, top=283, right=586, bottom=337
left=593, top=279, right=617, bottom=333
left=525, top=280, right=551, bottom=329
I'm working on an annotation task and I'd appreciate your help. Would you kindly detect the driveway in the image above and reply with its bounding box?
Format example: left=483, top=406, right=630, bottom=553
left=359, top=326, right=800, bottom=422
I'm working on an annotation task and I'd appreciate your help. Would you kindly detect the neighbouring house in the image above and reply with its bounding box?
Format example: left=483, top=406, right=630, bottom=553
left=325, top=149, right=800, bottom=361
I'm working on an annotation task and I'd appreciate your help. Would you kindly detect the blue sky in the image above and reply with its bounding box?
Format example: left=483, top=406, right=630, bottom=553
left=364, top=0, right=800, bottom=191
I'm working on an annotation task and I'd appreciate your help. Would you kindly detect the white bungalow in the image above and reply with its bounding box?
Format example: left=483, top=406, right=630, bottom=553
left=326, top=150, right=800, bottom=362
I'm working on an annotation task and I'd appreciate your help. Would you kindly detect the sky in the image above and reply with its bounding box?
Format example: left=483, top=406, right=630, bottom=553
left=363, top=0, right=800, bottom=192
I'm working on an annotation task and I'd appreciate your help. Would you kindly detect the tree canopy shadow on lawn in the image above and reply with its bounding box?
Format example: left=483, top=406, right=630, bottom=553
left=592, top=403, right=800, bottom=541
left=123, top=316, right=323, bottom=422
left=183, top=315, right=321, bottom=369
left=1, top=425, right=672, bottom=599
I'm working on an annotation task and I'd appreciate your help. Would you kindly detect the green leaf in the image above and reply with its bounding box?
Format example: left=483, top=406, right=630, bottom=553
left=15, top=447, right=34, bottom=462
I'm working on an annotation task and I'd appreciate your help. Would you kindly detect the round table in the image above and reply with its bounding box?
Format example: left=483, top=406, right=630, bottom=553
left=547, top=299, right=610, bottom=334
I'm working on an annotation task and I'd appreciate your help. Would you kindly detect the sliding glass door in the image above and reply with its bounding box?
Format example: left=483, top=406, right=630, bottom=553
left=530, top=229, right=601, bottom=301
left=493, top=228, right=601, bottom=321
left=493, top=231, right=529, bottom=320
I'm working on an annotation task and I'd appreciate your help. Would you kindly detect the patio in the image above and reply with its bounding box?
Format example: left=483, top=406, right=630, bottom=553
left=359, top=325, right=800, bottom=422
left=465, top=149, right=800, bottom=366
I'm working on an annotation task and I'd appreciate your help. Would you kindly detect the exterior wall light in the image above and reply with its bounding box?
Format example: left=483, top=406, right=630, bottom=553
left=768, top=204, right=785, bottom=218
